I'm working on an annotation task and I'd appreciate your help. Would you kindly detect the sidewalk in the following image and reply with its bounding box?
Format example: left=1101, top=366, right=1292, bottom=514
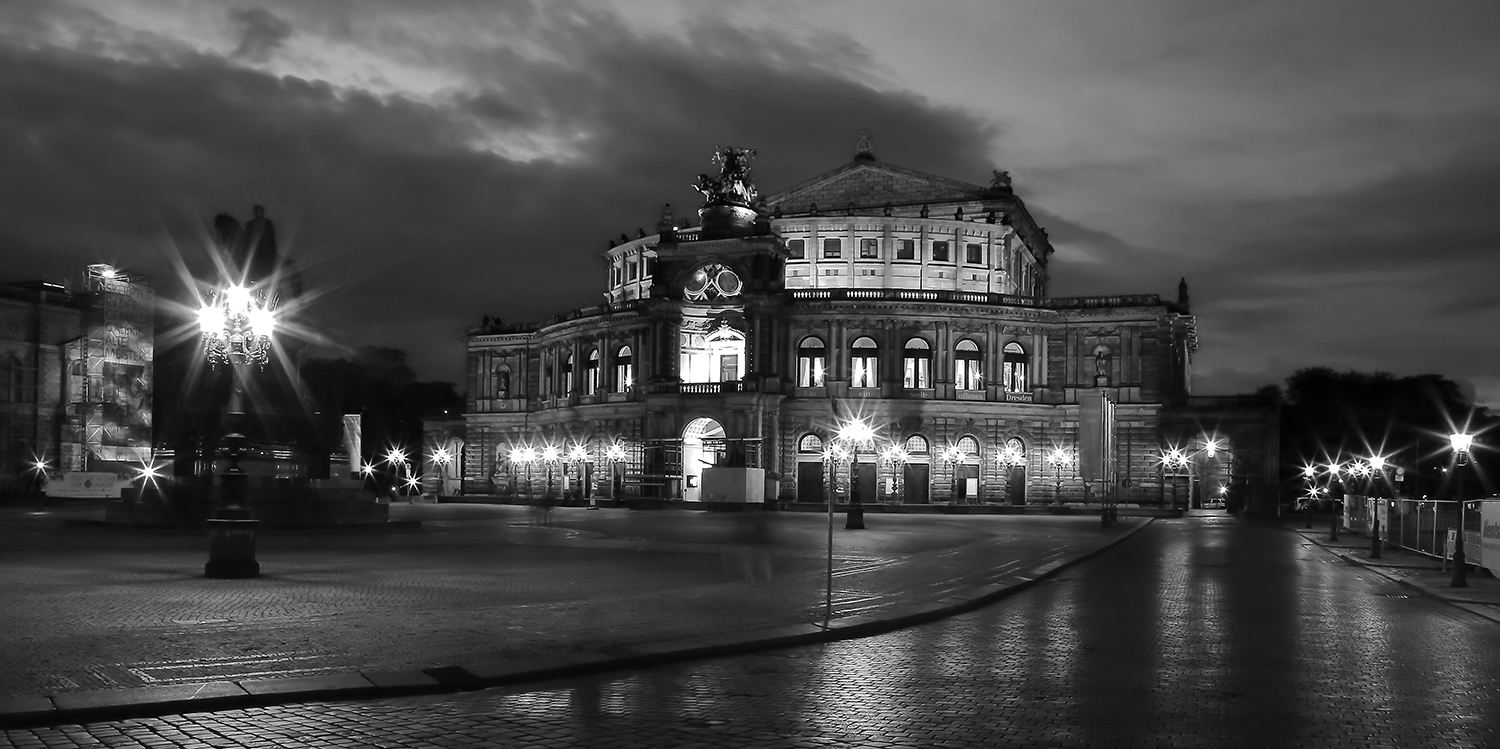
left=1288, top=521, right=1500, bottom=625
left=0, top=506, right=1150, bottom=728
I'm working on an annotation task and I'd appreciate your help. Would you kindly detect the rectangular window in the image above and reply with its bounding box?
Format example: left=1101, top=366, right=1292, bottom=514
left=859, top=238, right=878, bottom=259
left=823, top=238, right=842, bottom=259
left=903, top=357, right=930, bottom=389
left=966, top=243, right=983, bottom=264
left=851, top=356, right=878, bottom=388
left=787, top=239, right=805, bottom=258
left=896, top=239, right=916, bottom=260
left=932, top=241, right=950, bottom=262
left=797, top=355, right=826, bottom=388
left=611, top=265, right=621, bottom=286
left=626, top=259, right=638, bottom=281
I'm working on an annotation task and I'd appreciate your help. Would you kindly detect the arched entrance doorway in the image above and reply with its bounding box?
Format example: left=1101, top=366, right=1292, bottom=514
left=682, top=417, right=725, bottom=502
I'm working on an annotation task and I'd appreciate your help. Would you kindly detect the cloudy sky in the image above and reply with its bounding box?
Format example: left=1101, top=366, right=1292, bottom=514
left=3, top=0, right=1499, bottom=404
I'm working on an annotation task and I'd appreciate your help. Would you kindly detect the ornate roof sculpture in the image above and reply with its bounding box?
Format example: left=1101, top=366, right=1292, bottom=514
left=693, top=146, right=759, bottom=209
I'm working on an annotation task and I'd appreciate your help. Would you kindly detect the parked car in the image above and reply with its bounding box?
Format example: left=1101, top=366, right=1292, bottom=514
left=1204, top=498, right=1226, bottom=509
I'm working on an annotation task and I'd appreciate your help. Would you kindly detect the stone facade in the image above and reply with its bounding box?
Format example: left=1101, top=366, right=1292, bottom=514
left=460, top=148, right=1278, bottom=513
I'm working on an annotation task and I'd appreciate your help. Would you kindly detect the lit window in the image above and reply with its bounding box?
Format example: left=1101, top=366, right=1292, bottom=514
left=932, top=241, right=950, bottom=262
left=562, top=354, right=574, bottom=396
left=957, top=435, right=979, bottom=458
left=797, top=337, right=826, bottom=388
left=787, top=239, right=805, bottom=259
left=966, top=243, right=984, bottom=264
left=823, top=238, right=842, bottom=259
left=955, top=340, right=982, bottom=391
left=584, top=349, right=599, bottom=394
left=859, top=238, right=878, bottom=259
left=902, top=338, right=931, bottom=389
left=1003, top=342, right=1028, bottom=393
left=614, top=346, right=633, bottom=393
left=904, top=435, right=929, bottom=454
left=850, top=336, right=879, bottom=388
left=896, top=239, right=916, bottom=260
left=798, top=434, right=823, bottom=453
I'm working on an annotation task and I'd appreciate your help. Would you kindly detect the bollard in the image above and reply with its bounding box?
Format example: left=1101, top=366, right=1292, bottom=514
left=1451, top=531, right=1468, bottom=588
left=1330, top=501, right=1339, bottom=542
left=1370, top=512, right=1381, bottom=559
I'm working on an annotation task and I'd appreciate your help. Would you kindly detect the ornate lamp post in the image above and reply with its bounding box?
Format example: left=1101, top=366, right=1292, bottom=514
left=1449, top=432, right=1473, bottom=587
left=542, top=444, right=561, bottom=499
left=1367, top=455, right=1386, bottom=558
left=1302, top=465, right=1318, bottom=528
left=605, top=442, right=627, bottom=505
left=568, top=444, right=589, bottom=504
left=385, top=447, right=410, bottom=499
left=880, top=445, right=907, bottom=505
left=837, top=419, right=875, bottom=530
left=511, top=447, right=537, bottom=498
left=198, top=282, right=276, bottom=579
left=1046, top=446, right=1072, bottom=505
left=996, top=443, right=1025, bottom=505
left=939, top=445, right=965, bottom=504
left=1328, top=462, right=1344, bottom=541
left=1160, top=449, right=1189, bottom=511
left=430, top=446, right=453, bottom=497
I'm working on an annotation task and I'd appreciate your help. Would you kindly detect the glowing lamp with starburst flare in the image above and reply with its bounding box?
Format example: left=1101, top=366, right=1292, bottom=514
left=199, top=283, right=277, bottom=366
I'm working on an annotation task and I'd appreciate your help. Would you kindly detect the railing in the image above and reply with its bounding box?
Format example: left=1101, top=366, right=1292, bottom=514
left=1340, top=497, right=1483, bottom=565
left=648, top=381, right=755, bottom=395
left=788, top=288, right=1164, bottom=309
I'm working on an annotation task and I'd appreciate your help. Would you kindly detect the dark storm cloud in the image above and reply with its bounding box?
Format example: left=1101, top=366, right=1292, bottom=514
left=0, top=1, right=997, bottom=383
left=229, top=7, right=293, bottom=62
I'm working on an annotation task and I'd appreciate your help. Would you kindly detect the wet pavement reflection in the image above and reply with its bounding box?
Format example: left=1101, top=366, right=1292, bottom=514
left=5, top=515, right=1499, bottom=748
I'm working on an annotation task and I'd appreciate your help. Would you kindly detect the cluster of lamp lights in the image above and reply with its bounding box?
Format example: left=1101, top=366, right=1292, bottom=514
left=197, top=283, right=277, bottom=365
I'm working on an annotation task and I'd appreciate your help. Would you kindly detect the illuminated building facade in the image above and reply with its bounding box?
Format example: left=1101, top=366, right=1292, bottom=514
left=462, top=139, right=1278, bottom=512
left=0, top=265, right=155, bottom=493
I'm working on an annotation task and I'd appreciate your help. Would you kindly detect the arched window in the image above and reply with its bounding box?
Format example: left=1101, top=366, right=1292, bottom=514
left=798, top=434, right=823, bottom=453
left=797, top=337, right=826, bottom=388
left=493, top=367, right=511, bottom=399
left=0, top=355, right=21, bottom=403
left=955, top=340, right=982, bottom=391
left=902, top=338, right=931, bottom=389
left=584, top=349, right=600, bottom=394
left=614, top=345, right=633, bottom=393
left=1003, top=342, right=1028, bottom=393
left=561, top=353, right=574, bottom=396
left=904, top=435, right=930, bottom=455
left=850, top=337, right=879, bottom=388
left=957, top=435, right=980, bottom=459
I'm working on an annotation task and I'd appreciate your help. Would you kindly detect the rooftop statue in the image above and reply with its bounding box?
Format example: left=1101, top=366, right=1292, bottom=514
left=693, top=146, right=759, bottom=208
left=210, top=205, right=305, bottom=299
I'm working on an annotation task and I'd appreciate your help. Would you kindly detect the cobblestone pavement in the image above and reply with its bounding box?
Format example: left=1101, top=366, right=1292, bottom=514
left=6, top=513, right=1497, bottom=748
left=0, top=503, right=1117, bottom=697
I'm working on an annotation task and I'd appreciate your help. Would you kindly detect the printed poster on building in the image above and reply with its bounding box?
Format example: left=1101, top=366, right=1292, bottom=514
left=1482, top=500, right=1500, bottom=579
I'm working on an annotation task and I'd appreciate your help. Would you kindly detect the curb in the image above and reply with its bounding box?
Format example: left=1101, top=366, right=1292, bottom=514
left=0, top=519, right=1152, bottom=729
left=1292, top=527, right=1500, bottom=627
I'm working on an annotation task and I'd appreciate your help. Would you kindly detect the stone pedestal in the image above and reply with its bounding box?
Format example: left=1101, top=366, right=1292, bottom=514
left=205, top=518, right=260, bottom=578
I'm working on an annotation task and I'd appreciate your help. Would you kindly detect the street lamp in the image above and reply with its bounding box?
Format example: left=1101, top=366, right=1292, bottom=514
left=1302, top=465, right=1318, bottom=528
left=836, top=419, right=875, bottom=530
left=1160, top=449, right=1189, bottom=511
left=1449, top=432, right=1473, bottom=587
left=939, top=445, right=965, bottom=504
left=198, top=281, right=277, bottom=579
left=880, top=444, right=908, bottom=505
left=1046, top=446, right=1072, bottom=505
left=1366, top=455, right=1387, bottom=558
left=1328, top=462, right=1343, bottom=541
left=568, top=444, right=589, bottom=505
left=996, top=443, right=1025, bottom=506
left=510, top=447, right=537, bottom=498
left=542, top=444, right=561, bottom=499
left=605, top=442, right=627, bottom=505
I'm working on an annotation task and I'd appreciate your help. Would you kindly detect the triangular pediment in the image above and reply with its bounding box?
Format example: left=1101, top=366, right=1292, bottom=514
left=765, top=161, right=989, bottom=214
